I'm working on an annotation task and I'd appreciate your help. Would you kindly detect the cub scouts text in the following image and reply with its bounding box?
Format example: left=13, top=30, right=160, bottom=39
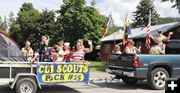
left=37, top=64, right=90, bottom=83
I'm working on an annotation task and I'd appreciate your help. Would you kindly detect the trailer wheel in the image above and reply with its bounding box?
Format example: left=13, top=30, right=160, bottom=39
left=122, top=78, right=139, bottom=85
left=148, top=68, right=169, bottom=90
left=16, top=78, right=37, bottom=93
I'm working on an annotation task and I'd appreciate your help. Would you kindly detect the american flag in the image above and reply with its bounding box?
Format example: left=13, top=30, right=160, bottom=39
left=145, top=10, right=152, bottom=50
left=102, top=13, right=113, bottom=37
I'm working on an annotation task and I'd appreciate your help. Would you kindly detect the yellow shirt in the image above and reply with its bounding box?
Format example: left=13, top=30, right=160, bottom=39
left=149, top=46, right=164, bottom=54
left=125, top=45, right=137, bottom=54
left=154, top=35, right=166, bottom=44
left=21, top=47, right=34, bottom=57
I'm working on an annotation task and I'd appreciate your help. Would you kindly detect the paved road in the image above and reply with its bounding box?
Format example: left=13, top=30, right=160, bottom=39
left=0, top=71, right=164, bottom=93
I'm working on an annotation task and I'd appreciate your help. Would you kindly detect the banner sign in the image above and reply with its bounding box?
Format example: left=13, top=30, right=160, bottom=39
left=36, top=63, right=90, bottom=84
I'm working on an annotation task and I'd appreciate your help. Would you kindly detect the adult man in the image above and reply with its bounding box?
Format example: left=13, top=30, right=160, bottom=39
left=123, top=39, right=141, bottom=54
left=149, top=40, right=165, bottom=54
left=151, top=30, right=173, bottom=49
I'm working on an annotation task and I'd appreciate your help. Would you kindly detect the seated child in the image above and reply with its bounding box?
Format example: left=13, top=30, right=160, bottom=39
left=48, top=48, right=58, bottom=62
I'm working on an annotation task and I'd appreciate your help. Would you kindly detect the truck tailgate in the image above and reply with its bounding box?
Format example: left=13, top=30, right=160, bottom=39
left=108, top=54, right=136, bottom=70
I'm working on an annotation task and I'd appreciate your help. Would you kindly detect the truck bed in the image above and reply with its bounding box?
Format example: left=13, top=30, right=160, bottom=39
left=108, top=54, right=136, bottom=71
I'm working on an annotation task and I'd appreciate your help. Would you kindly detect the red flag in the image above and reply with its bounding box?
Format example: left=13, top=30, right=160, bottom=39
left=102, top=13, right=113, bottom=37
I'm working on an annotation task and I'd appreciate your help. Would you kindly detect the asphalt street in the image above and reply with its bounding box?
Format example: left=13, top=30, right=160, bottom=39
left=0, top=71, right=164, bottom=93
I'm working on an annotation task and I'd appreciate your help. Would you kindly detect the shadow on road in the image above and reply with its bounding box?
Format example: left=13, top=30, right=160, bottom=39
left=38, top=85, right=81, bottom=93
left=90, top=80, right=152, bottom=90
left=0, top=84, right=81, bottom=93
left=0, top=84, right=14, bottom=93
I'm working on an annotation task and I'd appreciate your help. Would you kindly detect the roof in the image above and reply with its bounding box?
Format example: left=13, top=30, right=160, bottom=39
left=100, top=22, right=180, bottom=42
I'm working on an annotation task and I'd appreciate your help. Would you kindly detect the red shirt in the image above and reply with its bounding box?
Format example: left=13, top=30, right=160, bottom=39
left=64, top=49, right=71, bottom=59
left=71, top=48, right=89, bottom=62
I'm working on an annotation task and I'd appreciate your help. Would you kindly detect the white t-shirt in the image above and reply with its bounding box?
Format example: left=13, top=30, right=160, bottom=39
left=57, top=47, right=64, bottom=62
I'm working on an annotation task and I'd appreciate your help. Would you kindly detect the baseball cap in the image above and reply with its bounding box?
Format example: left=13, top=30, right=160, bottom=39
left=50, top=48, right=56, bottom=52
left=64, top=42, right=70, bottom=46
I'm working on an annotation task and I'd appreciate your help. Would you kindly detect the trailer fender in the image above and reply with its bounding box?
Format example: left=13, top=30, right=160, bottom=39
left=10, top=73, right=41, bottom=89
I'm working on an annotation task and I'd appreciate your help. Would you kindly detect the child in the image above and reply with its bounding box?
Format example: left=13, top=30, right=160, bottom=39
left=48, top=48, right=58, bottom=62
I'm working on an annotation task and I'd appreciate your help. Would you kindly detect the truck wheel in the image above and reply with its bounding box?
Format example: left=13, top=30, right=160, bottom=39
left=122, top=78, right=138, bottom=85
left=16, top=78, right=37, bottom=93
left=148, top=68, right=169, bottom=90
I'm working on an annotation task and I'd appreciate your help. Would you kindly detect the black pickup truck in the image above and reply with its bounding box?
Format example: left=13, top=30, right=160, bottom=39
left=107, top=40, right=180, bottom=90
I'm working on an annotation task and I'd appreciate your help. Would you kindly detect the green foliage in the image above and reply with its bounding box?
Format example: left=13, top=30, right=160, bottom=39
left=89, top=61, right=107, bottom=72
left=9, top=11, right=15, bottom=22
left=0, top=16, right=8, bottom=31
left=161, top=0, right=180, bottom=13
left=133, top=0, right=160, bottom=28
left=91, top=0, right=96, bottom=7
left=158, top=17, right=180, bottom=24
left=56, top=0, right=107, bottom=46
left=33, top=9, right=56, bottom=46
left=108, top=24, right=118, bottom=35
left=9, top=3, right=56, bottom=48
left=9, top=1, right=113, bottom=49
left=9, top=3, right=40, bottom=47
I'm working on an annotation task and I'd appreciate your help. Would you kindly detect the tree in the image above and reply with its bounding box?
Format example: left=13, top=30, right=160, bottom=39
left=56, top=0, right=108, bottom=46
left=0, top=16, right=8, bottom=31
left=133, top=0, right=160, bottom=27
left=0, top=16, right=3, bottom=30
left=9, top=3, right=58, bottom=48
left=91, top=0, right=96, bottom=7
left=9, top=1, right=115, bottom=49
left=158, top=17, right=180, bottom=24
left=34, top=9, right=56, bottom=46
left=9, top=3, right=40, bottom=47
left=9, top=11, right=15, bottom=23
left=162, top=0, right=180, bottom=13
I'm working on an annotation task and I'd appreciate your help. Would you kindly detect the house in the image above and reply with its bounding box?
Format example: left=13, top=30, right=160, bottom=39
left=100, top=22, right=180, bottom=61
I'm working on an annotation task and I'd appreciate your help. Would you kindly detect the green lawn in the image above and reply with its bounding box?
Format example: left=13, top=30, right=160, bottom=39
left=88, top=61, right=108, bottom=72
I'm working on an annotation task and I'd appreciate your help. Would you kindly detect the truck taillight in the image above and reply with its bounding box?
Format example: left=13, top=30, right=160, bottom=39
left=133, top=56, right=139, bottom=68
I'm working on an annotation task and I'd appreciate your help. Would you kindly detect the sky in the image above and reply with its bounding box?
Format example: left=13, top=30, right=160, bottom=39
left=0, top=0, right=179, bottom=26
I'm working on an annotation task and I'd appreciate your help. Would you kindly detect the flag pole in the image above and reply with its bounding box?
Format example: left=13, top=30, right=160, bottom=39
left=111, top=11, right=116, bottom=45
left=128, top=13, right=133, bottom=40
left=123, top=13, right=133, bottom=46
left=113, top=25, right=116, bottom=45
